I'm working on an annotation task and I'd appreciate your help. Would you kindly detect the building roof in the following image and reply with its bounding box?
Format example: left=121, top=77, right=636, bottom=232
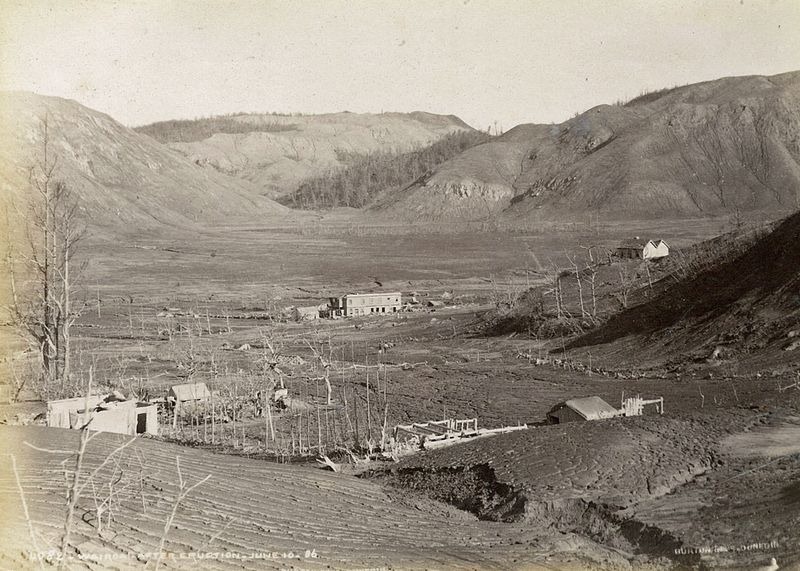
left=170, top=382, right=211, bottom=401
left=344, top=292, right=402, bottom=298
left=557, top=396, right=619, bottom=420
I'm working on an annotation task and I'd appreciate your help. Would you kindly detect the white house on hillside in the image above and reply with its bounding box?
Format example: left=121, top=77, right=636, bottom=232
left=616, top=238, right=669, bottom=260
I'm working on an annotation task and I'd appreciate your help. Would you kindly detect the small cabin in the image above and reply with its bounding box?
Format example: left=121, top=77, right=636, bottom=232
left=547, top=396, right=620, bottom=424
left=48, top=394, right=158, bottom=435
left=291, top=305, right=321, bottom=321
left=169, top=382, right=211, bottom=404
left=616, top=238, right=669, bottom=260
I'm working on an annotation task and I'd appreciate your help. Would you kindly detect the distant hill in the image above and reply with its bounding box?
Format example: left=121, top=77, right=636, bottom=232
left=279, top=130, right=491, bottom=209
left=0, top=92, right=288, bottom=235
left=135, top=111, right=474, bottom=198
left=372, top=71, right=800, bottom=222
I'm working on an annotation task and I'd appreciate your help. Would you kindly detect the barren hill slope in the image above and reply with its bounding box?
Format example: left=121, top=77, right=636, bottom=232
left=374, top=71, right=800, bottom=222
left=136, top=111, right=474, bottom=198
left=0, top=92, right=288, bottom=235
left=568, top=209, right=800, bottom=366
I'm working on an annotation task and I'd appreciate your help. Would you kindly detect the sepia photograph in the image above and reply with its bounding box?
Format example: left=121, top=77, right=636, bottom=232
left=0, top=1, right=799, bottom=569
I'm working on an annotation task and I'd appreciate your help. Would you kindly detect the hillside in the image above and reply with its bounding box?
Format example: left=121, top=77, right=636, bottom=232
left=280, top=130, right=491, bottom=209
left=135, top=111, right=474, bottom=199
left=567, top=209, right=800, bottom=367
left=373, top=71, right=800, bottom=222
left=0, top=92, right=288, bottom=235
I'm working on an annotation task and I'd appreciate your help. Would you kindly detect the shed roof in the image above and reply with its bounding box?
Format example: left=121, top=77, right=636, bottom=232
left=558, top=396, right=619, bottom=420
left=170, top=382, right=211, bottom=401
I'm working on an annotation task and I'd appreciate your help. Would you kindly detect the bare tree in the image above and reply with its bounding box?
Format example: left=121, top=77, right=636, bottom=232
left=584, top=263, right=598, bottom=319
left=729, top=204, right=746, bottom=232
left=614, top=265, right=637, bottom=309
left=565, top=252, right=587, bottom=318
left=543, top=260, right=564, bottom=319
left=3, top=117, right=86, bottom=392
left=154, top=457, right=211, bottom=571
left=305, top=334, right=334, bottom=405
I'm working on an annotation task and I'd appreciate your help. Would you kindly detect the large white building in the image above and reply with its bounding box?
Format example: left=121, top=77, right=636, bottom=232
left=328, top=292, right=402, bottom=317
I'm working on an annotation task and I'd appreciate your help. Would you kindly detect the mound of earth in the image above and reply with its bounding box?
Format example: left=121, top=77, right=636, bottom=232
left=0, top=92, right=288, bottom=236
left=373, top=71, right=800, bottom=222
left=567, top=209, right=800, bottom=367
left=382, top=413, right=740, bottom=511
left=378, top=407, right=799, bottom=567
left=136, top=111, right=474, bottom=199
left=629, top=412, right=800, bottom=570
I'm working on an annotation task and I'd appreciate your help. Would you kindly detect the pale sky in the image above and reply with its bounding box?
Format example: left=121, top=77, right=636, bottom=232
left=1, top=0, right=799, bottom=131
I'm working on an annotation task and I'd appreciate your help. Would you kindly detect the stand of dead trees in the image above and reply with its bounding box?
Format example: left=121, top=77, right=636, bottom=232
left=159, top=332, right=396, bottom=460
left=282, top=130, right=491, bottom=209
left=3, top=117, right=86, bottom=396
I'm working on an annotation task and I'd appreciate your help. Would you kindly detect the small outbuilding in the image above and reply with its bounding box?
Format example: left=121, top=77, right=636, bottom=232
left=291, top=305, right=321, bottom=321
left=169, top=382, right=211, bottom=404
left=547, top=396, right=620, bottom=424
left=48, top=394, right=158, bottom=435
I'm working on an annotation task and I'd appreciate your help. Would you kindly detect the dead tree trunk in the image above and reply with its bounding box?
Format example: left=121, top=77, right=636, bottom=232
left=4, top=117, right=85, bottom=393
left=566, top=253, right=587, bottom=318
left=586, top=264, right=598, bottom=319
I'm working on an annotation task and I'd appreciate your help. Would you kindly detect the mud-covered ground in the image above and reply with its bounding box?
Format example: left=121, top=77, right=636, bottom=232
left=370, top=404, right=800, bottom=570
left=2, top=220, right=798, bottom=569
left=1, top=424, right=649, bottom=570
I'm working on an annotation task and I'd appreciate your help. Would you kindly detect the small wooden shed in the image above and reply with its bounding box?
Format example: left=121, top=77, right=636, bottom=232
left=169, top=382, right=211, bottom=403
left=547, top=396, right=620, bottom=424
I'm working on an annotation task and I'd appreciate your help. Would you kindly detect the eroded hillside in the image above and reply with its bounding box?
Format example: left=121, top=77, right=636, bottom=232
left=136, top=111, right=474, bottom=199
left=0, top=93, right=291, bottom=236
left=373, top=71, right=800, bottom=222
left=568, top=209, right=800, bottom=367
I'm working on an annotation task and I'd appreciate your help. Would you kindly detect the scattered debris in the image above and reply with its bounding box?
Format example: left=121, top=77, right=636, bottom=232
left=621, top=395, right=665, bottom=416
left=392, top=418, right=527, bottom=454
left=317, top=455, right=341, bottom=472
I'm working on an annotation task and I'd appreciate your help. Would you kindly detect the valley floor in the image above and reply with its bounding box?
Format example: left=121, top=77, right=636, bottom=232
left=1, top=217, right=798, bottom=569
